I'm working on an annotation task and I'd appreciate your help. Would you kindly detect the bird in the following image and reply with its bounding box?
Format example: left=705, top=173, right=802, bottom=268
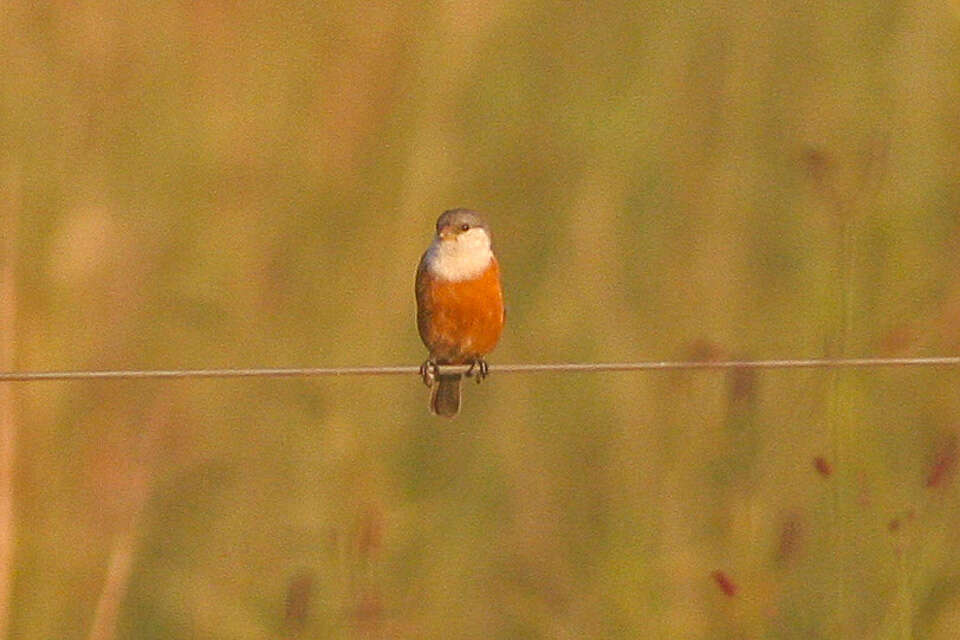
left=415, top=209, right=505, bottom=417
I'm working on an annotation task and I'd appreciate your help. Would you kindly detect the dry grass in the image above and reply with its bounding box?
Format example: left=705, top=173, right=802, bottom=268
left=2, top=1, right=960, bottom=638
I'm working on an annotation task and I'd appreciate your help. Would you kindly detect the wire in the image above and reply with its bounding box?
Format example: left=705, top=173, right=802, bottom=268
left=1, top=356, right=959, bottom=382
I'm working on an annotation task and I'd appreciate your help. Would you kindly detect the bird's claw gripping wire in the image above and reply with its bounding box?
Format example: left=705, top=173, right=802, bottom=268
left=465, top=358, right=489, bottom=384
left=419, top=360, right=439, bottom=387
left=421, top=359, right=488, bottom=386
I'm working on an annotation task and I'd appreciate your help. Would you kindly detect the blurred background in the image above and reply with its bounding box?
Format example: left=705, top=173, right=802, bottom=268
left=2, top=1, right=960, bottom=638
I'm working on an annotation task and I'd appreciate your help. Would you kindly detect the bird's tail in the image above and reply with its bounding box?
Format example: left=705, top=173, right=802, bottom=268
left=430, top=374, right=462, bottom=418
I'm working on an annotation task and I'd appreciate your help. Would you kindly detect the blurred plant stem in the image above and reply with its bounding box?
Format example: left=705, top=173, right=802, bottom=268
left=86, top=529, right=138, bottom=640
left=828, top=210, right=855, bottom=637
left=816, top=140, right=913, bottom=638
left=0, top=168, right=20, bottom=640
left=86, top=398, right=163, bottom=640
left=808, top=146, right=859, bottom=636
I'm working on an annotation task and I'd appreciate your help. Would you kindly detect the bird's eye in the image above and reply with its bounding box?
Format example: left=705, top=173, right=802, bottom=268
left=460, top=223, right=470, bottom=231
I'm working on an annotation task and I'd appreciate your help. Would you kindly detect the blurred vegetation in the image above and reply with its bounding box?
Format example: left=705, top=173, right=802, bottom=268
left=2, top=1, right=960, bottom=638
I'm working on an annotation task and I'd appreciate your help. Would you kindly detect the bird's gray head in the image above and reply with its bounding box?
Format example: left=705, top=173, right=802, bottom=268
left=435, top=209, right=491, bottom=241
left=425, top=209, right=495, bottom=281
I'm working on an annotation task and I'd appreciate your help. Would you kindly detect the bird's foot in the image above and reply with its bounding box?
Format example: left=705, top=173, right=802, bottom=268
left=419, top=360, right=439, bottom=387
left=465, top=358, right=489, bottom=384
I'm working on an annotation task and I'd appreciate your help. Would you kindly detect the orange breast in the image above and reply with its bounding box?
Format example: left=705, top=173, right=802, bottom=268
left=416, top=257, right=504, bottom=363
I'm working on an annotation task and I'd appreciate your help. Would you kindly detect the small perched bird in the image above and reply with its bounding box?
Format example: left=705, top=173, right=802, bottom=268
left=415, top=209, right=505, bottom=417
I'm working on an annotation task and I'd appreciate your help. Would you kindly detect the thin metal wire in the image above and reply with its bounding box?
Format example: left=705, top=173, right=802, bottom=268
left=1, top=356, right=959, bottom=382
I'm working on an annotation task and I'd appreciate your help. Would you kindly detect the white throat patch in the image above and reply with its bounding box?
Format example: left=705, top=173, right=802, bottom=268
left=424, top=227, right=493, bottom=282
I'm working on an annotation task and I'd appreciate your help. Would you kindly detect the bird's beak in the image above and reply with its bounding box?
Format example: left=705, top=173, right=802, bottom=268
left=438, top=227, right=456, bottom=241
